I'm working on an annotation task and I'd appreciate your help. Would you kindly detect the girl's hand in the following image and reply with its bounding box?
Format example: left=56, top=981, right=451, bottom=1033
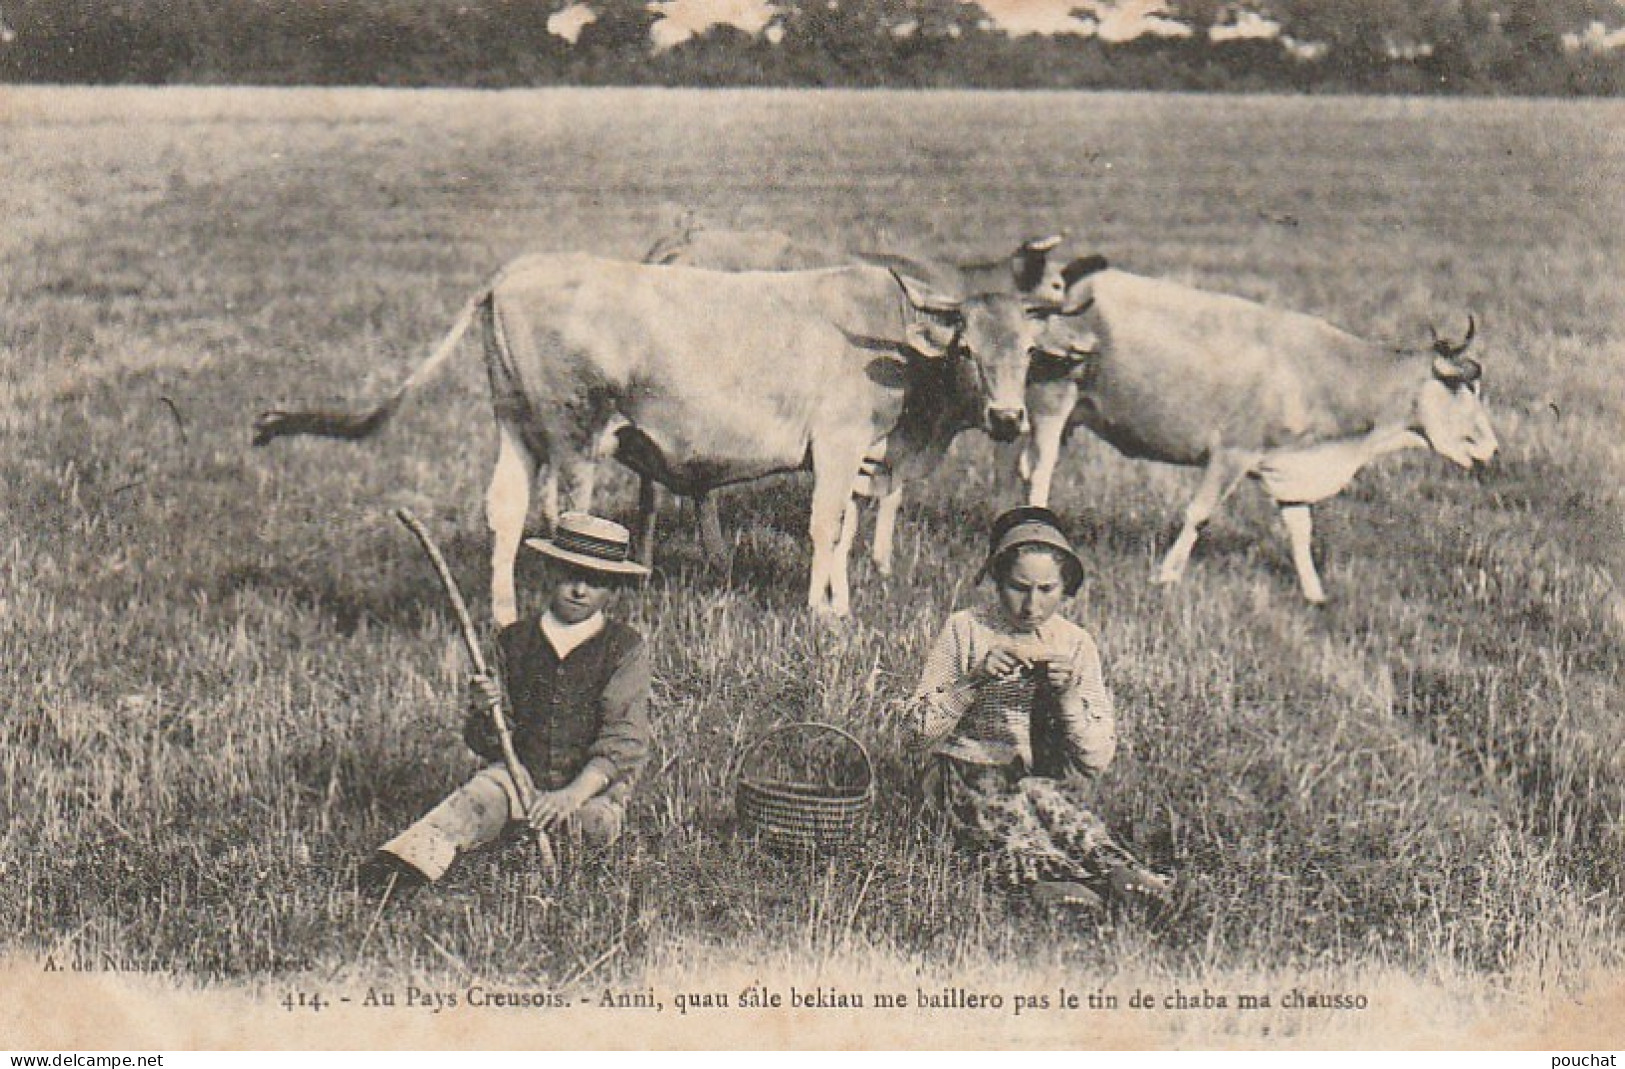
left=980, top=647, right=1030, bottom=681
left=1044, top=659, right=1076, bottom=690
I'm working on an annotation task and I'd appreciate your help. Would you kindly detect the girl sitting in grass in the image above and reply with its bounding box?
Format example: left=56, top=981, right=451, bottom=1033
left=906, top=506, right=1172, bottom=915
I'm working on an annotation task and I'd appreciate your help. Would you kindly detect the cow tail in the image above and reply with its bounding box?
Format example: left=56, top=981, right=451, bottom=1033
left=251, top=289, right=488, bottom=446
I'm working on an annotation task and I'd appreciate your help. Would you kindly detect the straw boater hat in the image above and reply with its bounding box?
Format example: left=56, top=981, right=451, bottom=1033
left=981, top=505, right=1085, bottom=596
left=524, top=513, right=651, bottom=579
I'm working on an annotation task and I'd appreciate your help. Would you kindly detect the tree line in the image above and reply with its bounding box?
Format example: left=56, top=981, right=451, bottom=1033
left=2, top=0, right=1622, bottom=94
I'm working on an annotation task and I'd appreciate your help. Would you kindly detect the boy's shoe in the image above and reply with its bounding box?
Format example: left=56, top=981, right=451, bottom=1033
left=357, top=851, right=429, bottom=900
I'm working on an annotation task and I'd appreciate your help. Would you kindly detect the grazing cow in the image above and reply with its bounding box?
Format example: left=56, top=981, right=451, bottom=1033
left=1020, top=262, right=1499, bottom=603
left=254, top=253, right=1078, bottom=622
left=649, top=224, right=1091, bottom=573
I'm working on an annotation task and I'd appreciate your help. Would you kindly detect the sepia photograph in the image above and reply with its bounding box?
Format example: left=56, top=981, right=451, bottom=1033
left=2, top=0, right=1623, bottom=1052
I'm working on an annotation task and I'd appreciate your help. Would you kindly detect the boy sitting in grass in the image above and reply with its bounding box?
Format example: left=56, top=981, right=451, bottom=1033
left=363, top=512, right=652, bottom=893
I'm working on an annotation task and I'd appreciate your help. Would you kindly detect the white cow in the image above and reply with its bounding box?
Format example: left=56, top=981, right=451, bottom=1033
left=1022, top=261, right=1499, bottom=603
left=648, top=223, right=1092, bottom=572
left=255, top=253, right=1083, bottom=622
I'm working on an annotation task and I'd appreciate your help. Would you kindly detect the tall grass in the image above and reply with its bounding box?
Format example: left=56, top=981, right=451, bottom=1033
left=2, top=86, right=1622, bottom=1042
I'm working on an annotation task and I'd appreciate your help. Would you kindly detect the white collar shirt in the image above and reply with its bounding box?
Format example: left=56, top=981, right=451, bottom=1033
left=539, top=610, right=607, bottom=660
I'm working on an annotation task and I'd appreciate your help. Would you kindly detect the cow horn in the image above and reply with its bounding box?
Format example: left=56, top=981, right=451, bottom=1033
left=1433, top=354, right=1482, bottom=387
left=1430, top=314, right=1476, bottom=360
left=1024, top=234, right=1065, bottom=253
left=1026, top=294, right=1094, bottom=318
left=891, top=269, right=963, bottom=317
left=1022, top=295, right=1070, bottom=317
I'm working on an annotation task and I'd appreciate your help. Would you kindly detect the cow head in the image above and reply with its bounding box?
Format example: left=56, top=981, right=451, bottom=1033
left=893, top=270, right=1092, bottom=443
left=640, top=208, right=702, bottom=265
left=1415, top=317, right=1498, bottom=470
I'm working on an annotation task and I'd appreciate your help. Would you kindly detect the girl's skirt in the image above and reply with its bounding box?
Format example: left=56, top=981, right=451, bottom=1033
left=930, top=755, right=1152, bottom=895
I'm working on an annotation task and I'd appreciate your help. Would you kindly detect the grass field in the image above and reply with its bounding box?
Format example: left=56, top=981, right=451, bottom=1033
left=2, top=86, right=1624, bottom=1048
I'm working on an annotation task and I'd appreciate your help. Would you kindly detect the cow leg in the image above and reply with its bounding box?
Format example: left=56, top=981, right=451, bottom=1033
left=825, top=494, right=860, bottom=618
left=634, top=476, right=659, bottom=567
left=836, top=495, right=862, bottom=584
left=855, top=448, right=900, bottom=578
left=486, top=420, right=536, bottom=627
left=870, top=486, right=903, bottom=578
left=559, top=455, right=599, bottom=517
left=1022, top=381, right=1078, bottom=507
left=1278, top=503, right=1327, bottom=604
left=1155, top=449, right=1256, bottom=586
left=538, top=467, right=561, bottom=532
left=696, top=491, right=727, bottom=563
left=870, top=433, right=948, bottom=577
left=993, top=439, right=1026, bottom=504
left=807, top=437, right=870, bottom=618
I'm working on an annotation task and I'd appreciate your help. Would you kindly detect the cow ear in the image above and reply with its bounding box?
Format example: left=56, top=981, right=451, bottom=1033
left=893, top=270, right=963, bottom=317
left=905, top=321, right=952, bottom=359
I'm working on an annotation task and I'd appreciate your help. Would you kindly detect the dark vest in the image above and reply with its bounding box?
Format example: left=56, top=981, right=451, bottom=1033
left=495, top=616, right=639, bottom=791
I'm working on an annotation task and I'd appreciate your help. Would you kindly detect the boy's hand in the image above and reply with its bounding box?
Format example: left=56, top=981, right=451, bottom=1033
left=468, top=672, right=502, bottom=710
left=979, top=647, right=1030, bottom=681
left=525, top=787, right=586, bottom=832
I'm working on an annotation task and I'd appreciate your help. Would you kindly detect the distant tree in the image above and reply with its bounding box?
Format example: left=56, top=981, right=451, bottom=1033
left=655, top=23, right=788, bottom=85
left=774, top=0, right=891, bottom=84
left=471, top=0, right=577, bottom=85
left=0, top=0, right=194, bottom=82
left=0, top=0, right=1622, bottom=93
left=568, top=0, right=660, bottom=82
left=884, top=0, right=990, bottom=85
left=1492, top=0, right=1616, bottom=92
left=1258, top=0, right=1425, bottom=86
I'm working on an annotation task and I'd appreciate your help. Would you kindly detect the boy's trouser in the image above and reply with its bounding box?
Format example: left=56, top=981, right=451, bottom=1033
left=379, top=765, right=625, bottom=881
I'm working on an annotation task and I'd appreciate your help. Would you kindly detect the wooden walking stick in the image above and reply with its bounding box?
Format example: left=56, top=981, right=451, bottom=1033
left=395, top=508, right=557, bottom=875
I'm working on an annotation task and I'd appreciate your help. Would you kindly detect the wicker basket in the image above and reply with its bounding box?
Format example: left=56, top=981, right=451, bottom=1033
left=735, top=722, right=875, bottom=854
